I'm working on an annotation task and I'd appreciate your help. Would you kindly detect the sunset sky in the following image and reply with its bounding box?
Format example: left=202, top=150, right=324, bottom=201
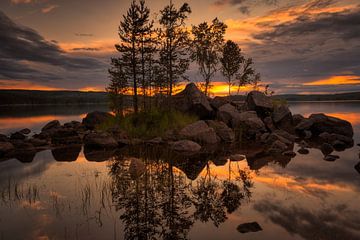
left=0, top=0, right=359, bottom=95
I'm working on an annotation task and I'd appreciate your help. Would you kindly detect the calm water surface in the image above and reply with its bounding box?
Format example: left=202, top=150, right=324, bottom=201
left=0, top=102, right=359, bottom=240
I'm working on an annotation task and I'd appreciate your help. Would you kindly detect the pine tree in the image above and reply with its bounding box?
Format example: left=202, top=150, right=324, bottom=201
left=107, top=58, right=129, bottom=116
left=191, top=18, right=227, bottom=96
left=115, top=0, right=143, bottom=113
left=158, top=1, right=191, bottom=96
left=220, top=40, right=244, bottom=96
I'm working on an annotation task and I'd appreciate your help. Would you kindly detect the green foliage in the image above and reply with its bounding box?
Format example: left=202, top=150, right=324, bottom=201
left=101, top=109, right=198, bottom=139
left=192, top=18, right=227, bottom=96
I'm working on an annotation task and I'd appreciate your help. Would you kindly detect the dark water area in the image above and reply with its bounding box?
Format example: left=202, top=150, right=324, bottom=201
left=0, top=102, right=360, bottom=240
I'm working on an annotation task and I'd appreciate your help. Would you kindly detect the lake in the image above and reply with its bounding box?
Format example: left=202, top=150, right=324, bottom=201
left=0, top=102, right=359, bottom=240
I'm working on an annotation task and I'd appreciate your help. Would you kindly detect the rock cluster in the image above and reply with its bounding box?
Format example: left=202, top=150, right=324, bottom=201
left=0, top=83, right=355, bottom=165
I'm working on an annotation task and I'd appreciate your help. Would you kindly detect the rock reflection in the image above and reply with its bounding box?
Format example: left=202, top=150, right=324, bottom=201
left=109, top=146, right=254, bottom=239
left=51, top=145, right=81, bottom=162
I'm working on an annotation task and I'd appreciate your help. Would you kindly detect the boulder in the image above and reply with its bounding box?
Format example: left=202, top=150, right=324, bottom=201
left=272, top=104, right=293, bottom=131
left=283, top=151, right=296, bottom=157
left=210, top=96, right=229, bottom=110
left=320, top=143, right=333, bottom=156
left=298, top=148, right=309, bottom=154
left=319, top=132, right=353, bottom=146
left=295, top=118, right=314, bottom=131
left=19, top=128, right=31, bottom=135
left=29, top=138, right=49, bottom=147
left=217, top=103, right=240, bottom=127
left=246, top=91, right=273, bottom=117
left=0, top=134, right=8, bottom=142
left=266, top=132, right=293, bottom=146
left=332, top=140, right=347, bottom=151
left=309, top=114, right=353, bottom=137
left=272, top=129, right=298, bottom=142
left=82, top=111, right=113, bottom=130
left=293, top=114, right=305, bottom=126
left=324, top=154, right=339, bottom=162
left=10, top=132, right=26, bottom=140
left=64, top=121, right=82, bottom=129
left=83, top=132, right=118, bottom=149
left=129, top=158, right=146, bottom=180
left=0, top=142, right=14, bottom=157
left=206, top=120, right=235, bottom=143
left=232, top=111, right=266, bottom=139
left=172, top=83, right=213, bottom=119
left=179, top=121, right=218, bottom=144
left=169, top=140, right=201, bottom=153
left=42, top=120, right=61, bottom=132
left=51, top=128, right=82, bottom=145
left=267, top=140, right=288, bottom=154
left=263, top=116, right=276, bottom=132
left=355, top=162, right=360, bottom=174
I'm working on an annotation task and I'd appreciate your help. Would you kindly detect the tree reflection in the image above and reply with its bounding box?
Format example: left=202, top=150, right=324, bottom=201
left=109, top=147, right=254, bottom=239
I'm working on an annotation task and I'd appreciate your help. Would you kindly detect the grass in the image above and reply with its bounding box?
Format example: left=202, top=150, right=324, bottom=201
left=99, top=108, right=198, bottom=139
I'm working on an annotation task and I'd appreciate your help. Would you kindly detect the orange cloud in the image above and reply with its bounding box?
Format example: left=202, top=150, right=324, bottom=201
left=41, top=5, right=58, bottom=14
left=303, top=75, right=360, bottom=86
left=0, top=80, right=65, bottom=91
left=59, top=39, right=117, bottom=54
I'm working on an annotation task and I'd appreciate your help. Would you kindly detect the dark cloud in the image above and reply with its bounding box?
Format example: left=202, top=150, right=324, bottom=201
left=75, top=33, right=94, bottom=37
left=72, top=47, right=100, bottom=51
left=247, top=7, right=360, bottom=93
left=0, top=10, right=108, bottom=88
left=214, top=0, right=277, bottom=14
left=254, top=200, right=360, bottom=240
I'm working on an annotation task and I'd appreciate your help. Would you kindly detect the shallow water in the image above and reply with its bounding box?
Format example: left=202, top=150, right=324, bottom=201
left=0, top=102, right=359, bottom=240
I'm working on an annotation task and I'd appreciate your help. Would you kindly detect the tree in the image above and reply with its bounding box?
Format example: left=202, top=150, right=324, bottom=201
left=107, top=58, right=129, bottom=116
left=220, top=40, right=244, bottom=96
left=115, top=0, right=149, bottom=113
left=236, top=57, right=256, bottom=94
left=191, top=18, right=227, bottom=96
left=137, top=0, right=155, bottom=110
left=158, top=1, right=192, bottom=97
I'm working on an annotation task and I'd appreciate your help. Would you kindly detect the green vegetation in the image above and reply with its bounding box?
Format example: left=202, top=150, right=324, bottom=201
left=99, top=108, right=198, bottom=139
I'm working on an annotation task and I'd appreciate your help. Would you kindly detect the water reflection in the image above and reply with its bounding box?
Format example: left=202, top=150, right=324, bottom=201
left=0, top=102, right=359, bottom=239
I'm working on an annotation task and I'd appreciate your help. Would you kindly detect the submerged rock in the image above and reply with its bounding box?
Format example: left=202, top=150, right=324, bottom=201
left=169, top=140, right=201, bottom=153
left=298, top=148, right=309, bottom=155
left=320, top=143, right=334, bottom=156
left=282, top=151, right=296, bottom=158
left=82, top=111, right=113, bottom=130
left=323, top=154, right=339, bottom=162
left=237, top=222, right=263, bottom=233
left=179, top=120, right=218, bottom=144
left=172, top=83, right=213, bottom=119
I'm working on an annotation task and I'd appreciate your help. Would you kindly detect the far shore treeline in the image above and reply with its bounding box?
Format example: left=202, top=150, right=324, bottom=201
left=107, top=0, right=262, bottom=115
left=1, top=90, right=360, bottom=106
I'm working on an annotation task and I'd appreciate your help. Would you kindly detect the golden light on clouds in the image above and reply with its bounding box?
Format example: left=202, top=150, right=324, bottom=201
left=304, top=75, right=360, bottom=86
left=0, top=80, right=64, bottom=91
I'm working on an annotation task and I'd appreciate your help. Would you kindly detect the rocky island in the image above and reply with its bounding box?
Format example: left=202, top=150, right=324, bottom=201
left=0, top=83, right=357, bottom=175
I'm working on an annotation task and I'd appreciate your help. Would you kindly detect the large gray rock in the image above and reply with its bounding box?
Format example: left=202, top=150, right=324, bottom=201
left=232, top=111, right=266, bottom=137
left=309, top=114, right=353, bottom=137
left=42, top=120, right=61, bottom=132
left=246, top=91, right=273, bottom=117
left=272, top=105, right=293, bottom=131
left=210, top=96, right=229, bottom=110
left=172, top=83, right=213, bottom=119
left=179, top=120, right=218, bottom=144
left=169, top=140, right=201, bottom=153
left=82, top=111, right=113, bottom=130
left=217, top=103, right=240, bottom=127
left=0, top=142, right=14, bottom=157
left=84, top=132, right=118, bottom=149
left=206, top=120, right=235, bottom=143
